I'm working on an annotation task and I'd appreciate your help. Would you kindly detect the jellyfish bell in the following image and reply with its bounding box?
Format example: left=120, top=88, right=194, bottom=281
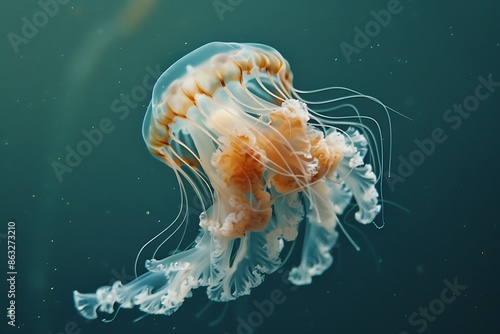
left=74, top=42, right=390, bottom=320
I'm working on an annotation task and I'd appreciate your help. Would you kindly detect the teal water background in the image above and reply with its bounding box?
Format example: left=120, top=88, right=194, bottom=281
left=1, top=0, right=499, bottom=333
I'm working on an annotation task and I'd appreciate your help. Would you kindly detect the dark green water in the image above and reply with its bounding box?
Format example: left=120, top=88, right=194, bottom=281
left=1, top=0, right=499, bottom=333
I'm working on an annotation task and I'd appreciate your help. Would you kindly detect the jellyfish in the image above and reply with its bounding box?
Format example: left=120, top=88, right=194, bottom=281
left=73, top=42, right=390, bottom=320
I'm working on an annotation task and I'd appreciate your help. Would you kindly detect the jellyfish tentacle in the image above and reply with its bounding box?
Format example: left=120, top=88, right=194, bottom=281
left=289, top=180, right=340, bottom=285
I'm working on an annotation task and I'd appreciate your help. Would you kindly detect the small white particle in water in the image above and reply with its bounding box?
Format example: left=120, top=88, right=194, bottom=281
left=146, top=211, right=150, bottom=215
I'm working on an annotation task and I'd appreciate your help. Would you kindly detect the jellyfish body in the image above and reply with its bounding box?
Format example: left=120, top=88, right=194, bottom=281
left=74, top=42, right=383, bottom=319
